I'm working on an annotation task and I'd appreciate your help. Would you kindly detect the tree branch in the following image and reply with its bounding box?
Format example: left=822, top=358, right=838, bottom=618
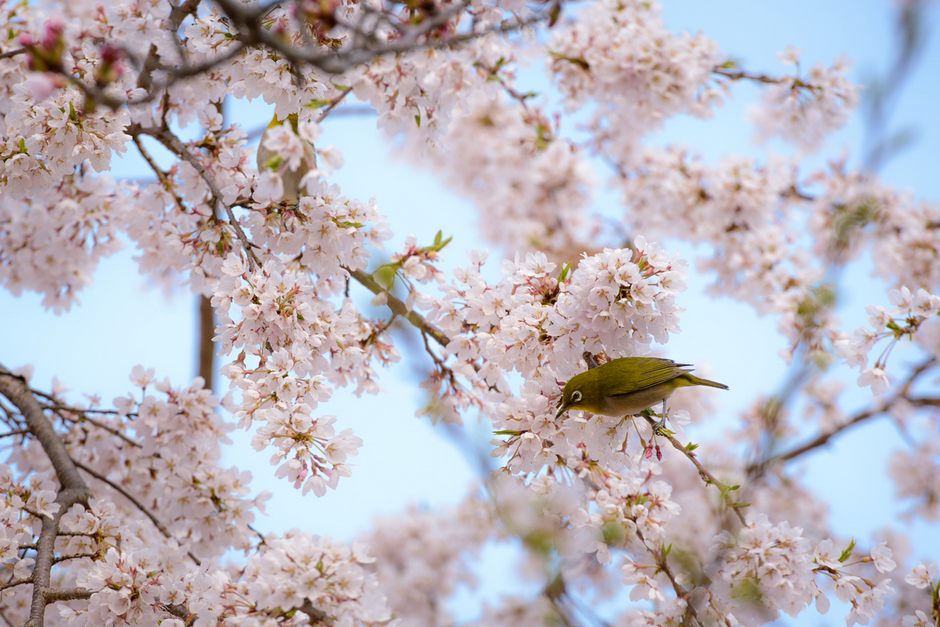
left=642, top=416, right=747, bottom=526
left=43, top=588, right=93, bottom=603
left=128, top=123, right=262, bottom=270
left=752, top=357, right=937, bottom=471
left=197, top=296, right=216, bottom=390
left=346, top=268, right=451, bottom=349
left=72, top=460, right=201, bottom=567
left=0, top=368, right=90, bottom=627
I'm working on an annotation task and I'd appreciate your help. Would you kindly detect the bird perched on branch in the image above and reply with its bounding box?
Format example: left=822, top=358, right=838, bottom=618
left=555, top=356, right=728, bottom=421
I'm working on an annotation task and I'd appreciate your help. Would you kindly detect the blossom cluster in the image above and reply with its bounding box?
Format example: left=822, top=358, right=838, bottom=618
left=363, top=494, right=492, bottom=626
left=835, top=286, right=940, bottom=394
left=213, top=255, right=385, bottom=495
left=549, top=0, right=723, bottom=162
left=1, top=0, right=938, bottom=624
left=619, top=148, right=829, bottom=352
left=422, top=239, right=685, bottom=471
left=413, top=91, right=596, bottom=257
left=749, top=47, right=859, bottom=151
left=0, top=172, right=124, bottom=312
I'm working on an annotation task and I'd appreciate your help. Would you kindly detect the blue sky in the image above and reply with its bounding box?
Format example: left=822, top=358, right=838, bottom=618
left=2, top=0, right=939, bottom=622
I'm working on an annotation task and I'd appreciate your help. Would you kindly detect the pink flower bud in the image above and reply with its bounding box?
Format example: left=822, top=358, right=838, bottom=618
left=41, top=18, right=64, bottom=50
left=99, top=44, right=121, bottom=65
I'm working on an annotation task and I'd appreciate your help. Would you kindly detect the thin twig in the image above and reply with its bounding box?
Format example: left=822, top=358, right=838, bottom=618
left=72, top=460, right=202, bottom=567
left=0, top=47, right=26, bottom=60
left=643, top=416, right=747, bottom=526
left=131, top=135, right=189, bottom=215
left=752, top=357, right=936, bottom=470
left=346, top=268, right=451, bottom=349
left=129, top=123, right=261, bottom=270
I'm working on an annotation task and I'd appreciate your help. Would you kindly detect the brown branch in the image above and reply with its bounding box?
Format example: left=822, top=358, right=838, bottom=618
left=72, top=460, right=202, bottom=567
left=131, top=136, right=189, bottom=215
left=0, top=578, right=32, bottom=593
left=0, top=47, right=26, bottom=60
left=298, top=600, right=330, bottom=623
left=346, top=268, right=451, bottom=349
left=713, top=67, right=794, bottom=86
left=643, top=416, right=747, bottom=526
left=315, top=85, right=355, bottom=123
left=631, top=523, right=703, bottom=627
left=129, top=123, right=261, bottom=270
left=752, top=357, right=937, bottom=470
left=53, top=411, right=142, bottom=450
left=162, top=603, right=196, bottom=625
left=39, top=0, right=544, bottom=111
left=197, top=296, right=215, bottom=390
left=43, top=588, right=93, bottom=603
left=0, top=369, right=90, bottom=627
left=52, top=553, right=97, bottom=565
left=213, top=0, right=544, bottom=74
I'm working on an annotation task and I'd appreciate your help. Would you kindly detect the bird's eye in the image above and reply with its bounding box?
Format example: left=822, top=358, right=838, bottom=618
left=572, top=390, right=582, bottom=402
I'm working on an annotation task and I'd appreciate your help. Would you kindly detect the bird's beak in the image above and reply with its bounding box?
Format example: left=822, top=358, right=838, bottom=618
left=555, top=401, right=569, bottom=419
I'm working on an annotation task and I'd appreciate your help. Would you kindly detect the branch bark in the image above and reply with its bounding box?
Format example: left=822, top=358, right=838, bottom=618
left=72, top=460, right=201, bottom=567
left=750, top=357, right=937, bottom=472
left=197, top=296, right=215, bottom=390
left=0, top=369, right=90, bottom=627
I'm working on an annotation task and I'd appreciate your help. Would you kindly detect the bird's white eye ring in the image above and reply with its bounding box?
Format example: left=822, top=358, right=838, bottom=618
left=571, top=390, right=582, bottom=402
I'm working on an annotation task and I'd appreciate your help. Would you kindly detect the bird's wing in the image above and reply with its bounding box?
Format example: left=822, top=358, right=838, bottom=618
left=606, top=357, right=690, bottom=396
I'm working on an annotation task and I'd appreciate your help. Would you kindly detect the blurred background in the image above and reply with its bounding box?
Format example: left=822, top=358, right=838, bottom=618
left=2, top=0, right=939, bottom=623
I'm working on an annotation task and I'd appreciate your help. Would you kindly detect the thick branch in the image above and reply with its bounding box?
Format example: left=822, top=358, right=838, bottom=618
left=197, top=296, right=215, bottom=390
left=0, top=372, right=87, bottom=492
left=0, top=369, right=90, bottom=627
left=43, top=588, right=93, bottom=603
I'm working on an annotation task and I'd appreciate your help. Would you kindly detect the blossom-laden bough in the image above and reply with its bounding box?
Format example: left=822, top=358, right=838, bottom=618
left=1, top=0, right=939, bottom=625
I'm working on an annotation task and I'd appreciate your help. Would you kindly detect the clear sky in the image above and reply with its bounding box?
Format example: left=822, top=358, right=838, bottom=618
left=2, top=1, right=938, bottom=623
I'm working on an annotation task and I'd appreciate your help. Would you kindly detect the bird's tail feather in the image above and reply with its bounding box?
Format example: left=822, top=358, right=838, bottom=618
left=685, top=375, right=729, bottom=390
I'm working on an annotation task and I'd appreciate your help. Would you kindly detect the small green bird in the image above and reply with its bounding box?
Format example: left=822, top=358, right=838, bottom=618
left=555, top=357, right=728, bottom=419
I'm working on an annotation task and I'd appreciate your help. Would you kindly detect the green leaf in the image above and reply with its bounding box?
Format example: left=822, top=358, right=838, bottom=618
left=558, top=261, right=571, bottom=283
left=332, top=218, right=364, bottom=229
left=373, top=264, right=398, bottom=291
left=263, top=155, right=284, bottom=172
left=421, top=231, right=453, bottom=253
left=414, top=113, right=421, bottom=128
left=838, top=539, right=855, bottom=562
left=731, top=576, right=763, bottom=604
left=304, top=98, right=332, bottom=110
left=601, top=521, right=626, bottom=546
left=684, top=442, right=699, bottom=452
left=492, top=429, right=522, bottom=436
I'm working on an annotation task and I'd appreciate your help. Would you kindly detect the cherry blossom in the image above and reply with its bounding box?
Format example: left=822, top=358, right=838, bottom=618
left=0, top=0, right=937, bottom=624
